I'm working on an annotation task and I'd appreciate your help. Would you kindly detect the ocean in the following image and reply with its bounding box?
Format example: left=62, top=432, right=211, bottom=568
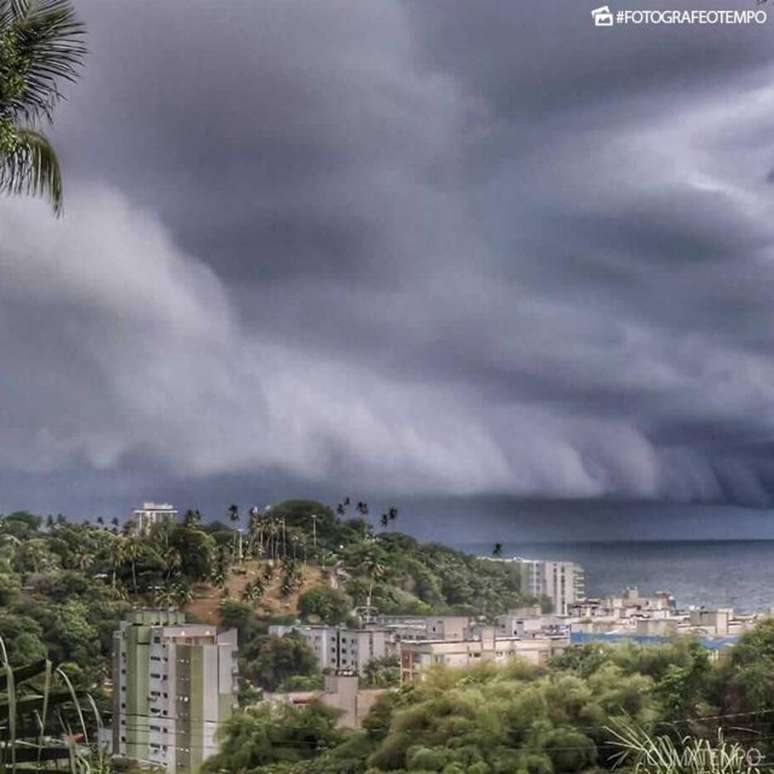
left=455, top=540, right=774, bottom=612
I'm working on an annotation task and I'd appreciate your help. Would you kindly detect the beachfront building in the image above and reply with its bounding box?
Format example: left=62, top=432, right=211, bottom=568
left=518, top=559, right=585, bottom=616
left=482, top=557, right=585, bottom=615
left=112, top=610, right=238, bottom=774
left=399, top=627, right=568, bottom=683
left=268, top=624, right=392, bottom=674
left=567, top=586, right=676, bottom=622
left=131, top=502, right=178, bottom=536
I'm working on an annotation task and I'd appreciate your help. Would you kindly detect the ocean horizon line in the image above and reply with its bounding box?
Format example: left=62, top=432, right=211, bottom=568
left=452, top=537, right=774, bottom=547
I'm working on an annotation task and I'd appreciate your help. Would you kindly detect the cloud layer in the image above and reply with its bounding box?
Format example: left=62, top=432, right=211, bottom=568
left=4, top=0, right=774, bottom=516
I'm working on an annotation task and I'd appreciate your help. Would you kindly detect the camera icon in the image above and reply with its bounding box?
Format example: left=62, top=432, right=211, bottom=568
left=591, top=5, right=614, bottom=25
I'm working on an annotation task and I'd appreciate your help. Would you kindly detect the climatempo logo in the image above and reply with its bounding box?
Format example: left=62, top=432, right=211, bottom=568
left=591, top=5, right=615, bottom=25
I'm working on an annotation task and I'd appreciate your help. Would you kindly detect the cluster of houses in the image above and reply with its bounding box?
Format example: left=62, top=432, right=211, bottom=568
left=110, top=508, right=764, bottom=774
left=112, top=588, right=761, bottom=774
left=264, top=562, right=763, bottom=730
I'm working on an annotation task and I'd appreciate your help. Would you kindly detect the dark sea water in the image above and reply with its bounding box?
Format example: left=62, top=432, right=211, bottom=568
left=456, top=540, right=774, bottom=612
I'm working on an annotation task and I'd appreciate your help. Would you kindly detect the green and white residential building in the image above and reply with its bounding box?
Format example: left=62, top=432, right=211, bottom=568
left=112, top=610, right=238, bottom=774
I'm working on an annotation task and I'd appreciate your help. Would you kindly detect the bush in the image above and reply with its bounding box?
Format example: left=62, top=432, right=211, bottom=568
left=298, top=585, right=353, bottom=624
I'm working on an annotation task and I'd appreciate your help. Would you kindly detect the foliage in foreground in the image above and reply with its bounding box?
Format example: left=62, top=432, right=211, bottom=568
left=207, top=625, right=774, bottom=774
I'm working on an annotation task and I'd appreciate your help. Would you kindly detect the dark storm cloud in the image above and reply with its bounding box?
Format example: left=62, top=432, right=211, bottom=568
left=3, top=0, right=774, bottom=520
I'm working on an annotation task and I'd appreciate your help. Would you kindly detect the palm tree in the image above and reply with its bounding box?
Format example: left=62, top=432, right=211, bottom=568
left=241, top=578, right=264, bottom=602
left=154, top=585, right=176, bottom=608
left=359, top=552, right=385, bottom=613
left=162, top=547, right=181, bottom=580
left=110, top=536, right=126, bottom=588
left=124, top=537, right=142, bottom=593
left=0, top=0, right=86, bottom=213
left=76, top=549, right=92, bottom=572
left=172, top=582, right=193, bottom=608
left=183, top=508, right=201, bottom=528
left=247, top=506, right=263, bottom=559
left=228, top=504, right=240, bottom=561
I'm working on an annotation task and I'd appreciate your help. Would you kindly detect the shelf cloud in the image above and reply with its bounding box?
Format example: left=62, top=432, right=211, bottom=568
left=3, top=0, right=774, bottom=517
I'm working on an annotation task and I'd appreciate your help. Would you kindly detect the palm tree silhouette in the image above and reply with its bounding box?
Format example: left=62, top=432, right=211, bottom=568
left=0, top=0, right=86, bottom=213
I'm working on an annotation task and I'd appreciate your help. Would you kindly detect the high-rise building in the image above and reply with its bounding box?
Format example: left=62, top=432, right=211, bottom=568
left=131, top=502, right=178, bottom=535
left=481, top=557, right=585, bottom=615
left=112, top=610, right=238, bottom=774
left=516, top=559, right=585, bottom=615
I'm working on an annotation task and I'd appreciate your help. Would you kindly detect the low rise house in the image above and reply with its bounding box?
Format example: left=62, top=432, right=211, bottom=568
left=496, top=611, right=567, bottom=639
left=264, top=673, right=386, bottom=729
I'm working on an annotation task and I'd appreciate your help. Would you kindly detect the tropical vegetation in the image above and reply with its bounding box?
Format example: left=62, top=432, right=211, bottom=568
left=0, top=0, right=86, bottom=213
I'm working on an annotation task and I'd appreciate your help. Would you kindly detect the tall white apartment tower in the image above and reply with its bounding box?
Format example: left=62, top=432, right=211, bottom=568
left=132, top=502, right=178, bottom=535
left=517, top=559, right=585, bottom=616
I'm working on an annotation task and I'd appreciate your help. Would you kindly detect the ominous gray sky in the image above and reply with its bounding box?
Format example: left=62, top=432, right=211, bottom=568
left=3, top=0, right=774, bottom=534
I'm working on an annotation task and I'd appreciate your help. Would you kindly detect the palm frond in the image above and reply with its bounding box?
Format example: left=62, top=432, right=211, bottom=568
left=9, top=1, right=30, bottom=19
left=5, top=0, right=86, bottom=123
left=0, top=125, right=63, bottom=212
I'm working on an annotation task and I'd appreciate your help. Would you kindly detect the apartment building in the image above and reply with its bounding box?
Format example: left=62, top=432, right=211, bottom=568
left=377, top=615, right=474, bottom=642
left=689, top=608, right=733, bottom=636
left=267, top=624, right=391, bottom=674
left=496, top=610, right=567, bottom=639
left=132, top=502, right=178, bottom=536
left=399, top=627, right=568, bottom=682
left=518, top=559, right=585, bottom=616
left=112, top=610, right=238, bottom=774
left=480, top=557, right=584, bottom=615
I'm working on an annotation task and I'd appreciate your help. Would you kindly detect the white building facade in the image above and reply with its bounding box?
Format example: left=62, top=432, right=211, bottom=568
left=268, top=624, right=391, bottom=674
left=113, top=610, right=238, bottom=774
left=132, top=502, right=178, bottom=535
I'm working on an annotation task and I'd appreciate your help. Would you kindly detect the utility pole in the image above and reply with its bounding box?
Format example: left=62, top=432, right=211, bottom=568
left=311, top=513, right=318, bottom=552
